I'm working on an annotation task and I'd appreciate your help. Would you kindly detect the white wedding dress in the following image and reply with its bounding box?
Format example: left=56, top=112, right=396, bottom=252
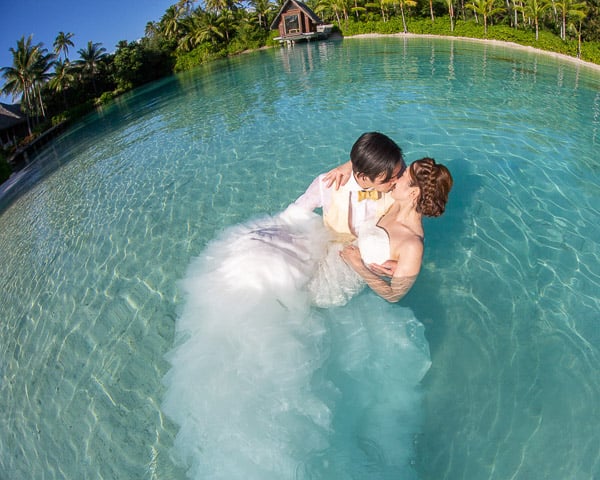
left=162, top=205, right=431, bottom=479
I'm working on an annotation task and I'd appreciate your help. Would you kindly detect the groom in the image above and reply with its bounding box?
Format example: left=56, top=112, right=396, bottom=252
left=293, top=132, right=406, bottom=242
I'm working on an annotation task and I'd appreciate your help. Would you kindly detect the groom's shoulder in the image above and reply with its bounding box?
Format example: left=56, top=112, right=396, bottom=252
left=311, top=173, right=336, bottom=192
left=316, top=173, right=352, bottom=195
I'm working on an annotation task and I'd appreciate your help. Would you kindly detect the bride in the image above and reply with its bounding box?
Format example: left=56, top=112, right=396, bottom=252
left=340, top=156, right=453, bottom=302
left=162, top=152, right=452, bottom=479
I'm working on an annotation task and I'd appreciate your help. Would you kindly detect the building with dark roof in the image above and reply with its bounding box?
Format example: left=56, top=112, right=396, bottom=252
left=0, top=103, right=27, bottom=148
left=270, top=0, right=333, bottom=43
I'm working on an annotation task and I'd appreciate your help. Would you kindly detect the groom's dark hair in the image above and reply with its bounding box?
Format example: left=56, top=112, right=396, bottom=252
left=350, top=132, right=405, bottom=182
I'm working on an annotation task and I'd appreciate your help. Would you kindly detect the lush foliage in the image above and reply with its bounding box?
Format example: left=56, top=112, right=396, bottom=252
left=112, top=38, right=175, bottom=89
left=174, top=44, right=228, bottom=71
left=342, top=16, right=600, bottom=63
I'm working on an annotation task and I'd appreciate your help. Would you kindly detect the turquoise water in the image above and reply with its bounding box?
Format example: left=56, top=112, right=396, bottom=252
left=1, top=36, right=599, bottom=479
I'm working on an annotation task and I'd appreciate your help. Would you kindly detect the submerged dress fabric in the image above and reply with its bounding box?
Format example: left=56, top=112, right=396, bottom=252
left=162, top=205, right=431, bottom=479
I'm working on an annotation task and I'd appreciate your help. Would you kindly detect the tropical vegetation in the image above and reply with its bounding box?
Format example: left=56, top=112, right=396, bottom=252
left=1, top=0, right=600, bottom=183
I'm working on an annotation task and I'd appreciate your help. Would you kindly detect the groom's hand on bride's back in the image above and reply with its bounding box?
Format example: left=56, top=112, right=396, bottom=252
left=369, top=260, right=397, bottom=278
left=323, top=161, right=352, bottom=190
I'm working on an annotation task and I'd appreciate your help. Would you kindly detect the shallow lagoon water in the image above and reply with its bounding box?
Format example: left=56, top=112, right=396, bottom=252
left=0, top=37, right=599, bottom=479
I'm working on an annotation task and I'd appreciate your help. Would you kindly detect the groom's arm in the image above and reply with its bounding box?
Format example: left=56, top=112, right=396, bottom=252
left=294, top=160, right=352, bottom=211
left=340, top=243, right=421, bottom=303
left=293, top=174, right=329, bottom=211
left=369, top=260, right=397, bottom=277
left=322, top=160, right=352, bottom=189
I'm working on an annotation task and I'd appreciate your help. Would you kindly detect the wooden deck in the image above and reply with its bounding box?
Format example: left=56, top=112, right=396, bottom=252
left=275, top=24, right=333, bottom=44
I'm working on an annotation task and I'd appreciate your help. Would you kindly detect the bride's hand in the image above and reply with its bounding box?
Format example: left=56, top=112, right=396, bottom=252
left=368, top=260, right=397, bottom=277
left=339, top=244, right=364, bottom=269
left=323, top=160, right=352, bottom=190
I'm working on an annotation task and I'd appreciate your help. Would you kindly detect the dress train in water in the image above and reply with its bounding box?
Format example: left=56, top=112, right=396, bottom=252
left=162, top=205, right=431, bottom=479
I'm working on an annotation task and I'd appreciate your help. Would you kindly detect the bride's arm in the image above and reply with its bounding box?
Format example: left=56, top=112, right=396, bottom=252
left=322, top=161, right=352, bottom=189
left=339, top=244, right=420, bottom=303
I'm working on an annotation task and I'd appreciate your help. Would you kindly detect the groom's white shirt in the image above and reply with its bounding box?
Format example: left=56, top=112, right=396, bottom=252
left=294, top=173, right=393, bottom=238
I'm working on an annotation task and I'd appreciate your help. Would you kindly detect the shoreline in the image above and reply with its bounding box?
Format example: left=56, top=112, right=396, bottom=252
left=345, top=33, right=600, bottom=73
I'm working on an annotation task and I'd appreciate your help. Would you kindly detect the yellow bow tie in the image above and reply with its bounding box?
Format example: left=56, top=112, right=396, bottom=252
left=357, top=190, right=381, bottom=201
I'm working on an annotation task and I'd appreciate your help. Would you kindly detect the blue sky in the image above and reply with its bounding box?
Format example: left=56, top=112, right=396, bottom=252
left=0, top=0, right=177, bottom=104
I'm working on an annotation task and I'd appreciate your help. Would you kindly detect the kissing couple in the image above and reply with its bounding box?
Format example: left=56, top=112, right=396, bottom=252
left=162, top=132, right=453, bottom=479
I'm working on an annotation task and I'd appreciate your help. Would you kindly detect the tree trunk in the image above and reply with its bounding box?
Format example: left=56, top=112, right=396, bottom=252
left=36, top=85, right=46, bottom=119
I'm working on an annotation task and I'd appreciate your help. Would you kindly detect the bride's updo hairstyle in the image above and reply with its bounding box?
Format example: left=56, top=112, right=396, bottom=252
left=410, top=157, right=453, bottom=217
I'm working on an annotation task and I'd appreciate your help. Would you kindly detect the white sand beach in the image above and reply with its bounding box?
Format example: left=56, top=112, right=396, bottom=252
left=347, top=32, right=600, bottom=73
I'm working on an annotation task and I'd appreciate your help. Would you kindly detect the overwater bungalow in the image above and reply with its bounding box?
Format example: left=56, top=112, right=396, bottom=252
left=270, top=0, right=333, bottom=45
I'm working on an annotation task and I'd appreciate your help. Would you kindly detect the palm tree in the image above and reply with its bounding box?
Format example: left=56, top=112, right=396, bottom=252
left=374, top=0, right=391, bottom=22
left=74, top=41, right=107, bottom=95
left=54, top=32, right=75, bottom=61
left=466, top=0, right=505, bottom=34
left=553, top=0, right=587, bottom=40
left=179, top=8, right=235, bottom=51
left=177, top=0, right=198, bottom=15
left=1, top=35, right=55, bottom=133
left=390, top=0, right=418, bottom=32
left=566, top=2, right=588, bottom=55
left=49, top=60, right=75, bottom=109
left=31, top=46, right=55, bottom=119
left=330, top=0, right=351, bottom=23
left=313, top=0, right=338, bottom=23
left=198, top=11, right=228, bottom=46
left=352, top=0, right=367, bottom=19
left=521, top=0, right=551, bottom=39
left=248, top=0, right=275, bottom=30
left=217, top=9, right=239, bottom=42
left=1, top=37, right=37, bottom=134
left=160, top=6, right=185, bottom=41
left=446, top=0, right=456, bottom=30
left=145, top=21, right=156, bottom=38
left=178, top=11, right=208, bottom=51
left=205, top=0, right=239, bottom=13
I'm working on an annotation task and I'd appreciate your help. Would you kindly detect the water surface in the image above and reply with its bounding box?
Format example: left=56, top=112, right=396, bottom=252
left=0, top=37, right=599, bottom=479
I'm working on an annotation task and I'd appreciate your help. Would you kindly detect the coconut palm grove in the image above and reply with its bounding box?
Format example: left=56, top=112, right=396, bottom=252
left=1, top=0, right=599, bottom=182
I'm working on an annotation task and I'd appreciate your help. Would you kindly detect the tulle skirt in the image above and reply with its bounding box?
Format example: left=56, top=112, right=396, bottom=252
left=162, top=206, right=431, bottom=479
